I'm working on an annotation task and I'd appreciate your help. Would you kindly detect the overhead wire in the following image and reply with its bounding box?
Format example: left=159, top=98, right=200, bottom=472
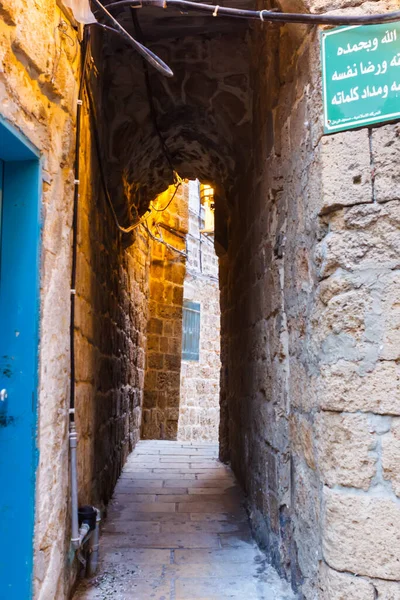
left=91, top=0, right=173, bottom=76
left=85, top=65, right=185, bottom=239
left=142, top=221, right=188, bottom=257
left=104, top=0, right=400, bottom=26
left=84, top=68, right=153, bottom=233
left=151, top=182, right=182, bottom=212
left=130, top=7, right=180, bottom=185
left=129, top=6, right=184, bottom=222
left=70, top=28, right=91, bottom=423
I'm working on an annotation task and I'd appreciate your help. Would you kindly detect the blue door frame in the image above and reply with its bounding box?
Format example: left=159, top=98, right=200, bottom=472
left=0, top=117, right=41, bottom=599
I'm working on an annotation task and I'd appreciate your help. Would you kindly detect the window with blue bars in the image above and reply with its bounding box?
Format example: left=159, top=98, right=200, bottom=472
left=182, top=300, right=200, bottom=361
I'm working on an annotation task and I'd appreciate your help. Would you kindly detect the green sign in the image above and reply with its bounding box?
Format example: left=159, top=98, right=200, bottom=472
left=321, top=22, right=400, bottom=133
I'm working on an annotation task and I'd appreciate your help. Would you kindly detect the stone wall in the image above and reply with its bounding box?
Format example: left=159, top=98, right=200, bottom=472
left=316, top=124, right=400, bottom=599
left=0, top=4, right=150, bottom=598
left=0, top=4, right=83, bottom=597
left=178, top=181, right=221, bottom=442
left=220, top=1, right=400, bottom=598
left=74, top=113, right=150, bottom=510
left=142, top=184, right=189, bottom=439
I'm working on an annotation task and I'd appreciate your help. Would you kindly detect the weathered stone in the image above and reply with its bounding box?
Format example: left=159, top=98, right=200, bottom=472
left=323, top=488, right=400, bottom=580
left=319, top=129, right=372, bottom=215
left=0, top=0, right=20, bottom=24
left=380, top=271, right=400, bottom=361
left=382, top=419, right=400, bottom=497
left=316, top=412, right=376, bottom=489
left=142, top=185, right=188, bottom=439
left=372, top=123, right=400, bottom=203
left=316, top=224, right=400, bottom=278
left=290, top=414, right=316, bottom=471
left=319, top=562, right=375, bottom=600
left=372, top=579, right=400, bottom=599
left=319, top=360, right=400, bottom=414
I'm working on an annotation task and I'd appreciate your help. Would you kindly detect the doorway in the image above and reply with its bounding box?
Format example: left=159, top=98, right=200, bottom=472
left=0, top=118, right=41, bottom=598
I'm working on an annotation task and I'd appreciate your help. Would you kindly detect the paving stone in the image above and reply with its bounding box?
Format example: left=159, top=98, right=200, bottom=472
left=110, top=502, right=176, bottom=513
left=104, top=532, right=221, bottom=549
left=121, top=486, right=188, bottom=495
left=156, top=494, right=236, bottom=503
left=74, top=577, right=172, bottom=599
left=120, top=472, right=196, bottom=480
left=115, top=479, right=166, bottom=487
left=152, top=467, right=226, bottom=474
left=108, top=511, right=194, bottom=523
left=175, top=576, right=266, bottom=599
left=188, top=487, right=236, bottom=494
left=185, top=480, right=234, bottom=489
left=165, top=561, right=260, bottom=577
left=219, top=532, right=254, bottom=547
left=154, top=462, right=192, bottom=469
left=100, top=548, right=171, bottom=564
left=160, top=521, right=246, bottom=534
left=73, top=441, right=294, bottom=600
left=190, top=512, right=246, bottom=523
left=102, top=521, right=161, bottom=534
left=196, top=472, right=234, bottom=481
left=178, top=502, right=243, bottom=514
left=162, top=479, right=226, bottom=488
left=173, top=548, right=262, bottom=564
left=118, top=494, right=157, bottom=501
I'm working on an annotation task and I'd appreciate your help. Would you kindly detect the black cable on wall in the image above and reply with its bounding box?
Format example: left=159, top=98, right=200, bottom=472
left=105, top=0, right=400, bottom=26
left=70, top=29, right=91, bottom=423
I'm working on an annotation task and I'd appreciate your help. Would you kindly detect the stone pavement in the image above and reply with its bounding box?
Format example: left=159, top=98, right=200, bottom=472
left=74, top=441, right=295, bottom=600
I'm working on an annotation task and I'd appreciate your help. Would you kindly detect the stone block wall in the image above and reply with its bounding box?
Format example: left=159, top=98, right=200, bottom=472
left=0, top=4, right=151, bottom=598
left=219, top=17, right=322, bottom=593
left=142, top=184, right=189, bottom=439
left=178, top=181, right=221, bottom=442
left=0, top=4, right=84, bottom=597
left=74, top=112, right=150, bottom=510
left=219, top=2, right=400, bottom=597
left=316, top=123, right=400, bottom=599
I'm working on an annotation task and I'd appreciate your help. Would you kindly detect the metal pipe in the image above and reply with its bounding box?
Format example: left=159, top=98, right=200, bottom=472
left=69, top=422, right=80, bottom=551
left=79, top=522, right=91, bottom=546
left=87, top=508, right=101, bottom=577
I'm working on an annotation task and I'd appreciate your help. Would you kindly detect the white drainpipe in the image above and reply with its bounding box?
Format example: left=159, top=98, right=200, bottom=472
left=87, top=508, right=101, bottom=576
left=69, top=420, right=100, bottom=562
left=69, top=421, right=81, bottom=551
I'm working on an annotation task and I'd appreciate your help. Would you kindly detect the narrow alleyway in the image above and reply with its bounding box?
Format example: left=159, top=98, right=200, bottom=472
left=74, top=441, right=295, bottom=599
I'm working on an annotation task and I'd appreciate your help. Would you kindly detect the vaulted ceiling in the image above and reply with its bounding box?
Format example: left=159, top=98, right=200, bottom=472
left=96, top=0, right=258, bottom=226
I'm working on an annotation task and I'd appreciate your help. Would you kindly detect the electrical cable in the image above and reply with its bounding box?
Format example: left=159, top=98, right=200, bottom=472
left=90, top=0, right=173, bottom=77
left=84, top=70, right=153, bottom=233
left=151, top=182, right=181, bottom=211
left=142, top=221, right=188, bottom=257
left=130, top=8, right=178, bottom=184
left=158, top=222, right=186, bottom=239
left=70, top=28, right=91, bottom=423
left=105, top=0, right=400, bottom=26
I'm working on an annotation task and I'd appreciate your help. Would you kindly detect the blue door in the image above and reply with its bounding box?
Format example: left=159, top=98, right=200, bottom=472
left=0, top=118, right=41, bottom=599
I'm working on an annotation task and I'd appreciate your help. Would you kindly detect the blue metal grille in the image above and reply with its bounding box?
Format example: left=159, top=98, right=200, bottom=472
left=182, top=300, right=200, bottom=361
